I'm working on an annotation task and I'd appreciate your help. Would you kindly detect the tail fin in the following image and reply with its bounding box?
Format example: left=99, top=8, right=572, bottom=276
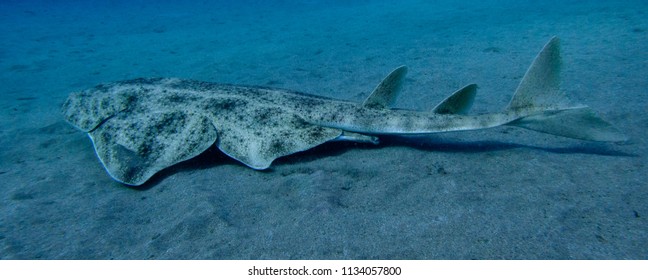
left=505, top=37, right=627, bottom=142
left=508, top=107, right=628, bottom=142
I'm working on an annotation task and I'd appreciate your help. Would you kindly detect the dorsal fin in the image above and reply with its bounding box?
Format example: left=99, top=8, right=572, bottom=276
left=432, top=84, right=477, bottom=114
left=362, top=66, right=408, bottom=109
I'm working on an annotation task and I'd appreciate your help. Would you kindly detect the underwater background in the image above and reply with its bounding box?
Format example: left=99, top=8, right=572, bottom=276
left=1, top=0, right=646, bottom=259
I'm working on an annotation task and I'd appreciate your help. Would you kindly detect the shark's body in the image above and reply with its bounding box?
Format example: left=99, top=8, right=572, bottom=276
left=62, top=37, right=626, bottom=185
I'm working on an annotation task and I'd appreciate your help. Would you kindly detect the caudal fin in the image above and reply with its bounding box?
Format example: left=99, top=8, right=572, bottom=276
left=505, top=37, right=627, bottom=142
left=509, top=107, right=628, bottom=142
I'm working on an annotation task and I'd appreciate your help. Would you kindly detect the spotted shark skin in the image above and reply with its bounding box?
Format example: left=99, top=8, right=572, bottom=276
left=62, top=37, right=626, bottom=185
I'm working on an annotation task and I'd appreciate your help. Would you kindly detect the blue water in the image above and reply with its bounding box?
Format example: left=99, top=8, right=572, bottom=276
left=1, top=0, right=646, bottom=259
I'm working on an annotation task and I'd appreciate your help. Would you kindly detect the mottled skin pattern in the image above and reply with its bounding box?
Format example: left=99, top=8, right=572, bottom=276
left=61, top=37, right=625, bottom=185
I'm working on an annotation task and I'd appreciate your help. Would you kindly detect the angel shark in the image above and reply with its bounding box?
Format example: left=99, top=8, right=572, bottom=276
left=62, top=37, right=626, bottom=186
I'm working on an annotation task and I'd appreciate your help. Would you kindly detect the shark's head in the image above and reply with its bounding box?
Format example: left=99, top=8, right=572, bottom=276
left=61, top=80, right=151, bottom=132
left=62, top=78, right=193, bottom=133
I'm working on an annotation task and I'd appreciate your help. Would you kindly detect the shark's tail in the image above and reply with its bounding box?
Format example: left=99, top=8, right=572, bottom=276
left=503, top=37, right=627, bottom=142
